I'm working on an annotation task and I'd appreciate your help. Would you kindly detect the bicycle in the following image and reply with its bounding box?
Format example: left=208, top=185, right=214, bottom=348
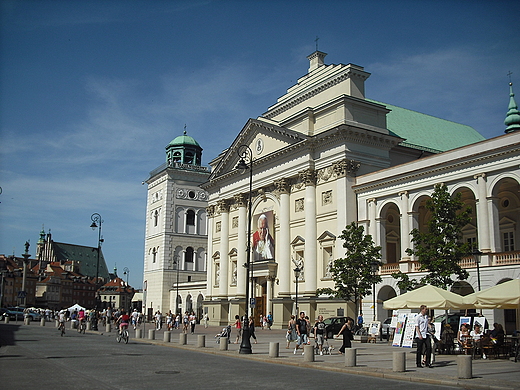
left=78, top=320, right=86, bottom=334
left=58, top=321, right=66, bottom=337
left=116, top=326, right=129, bottom=344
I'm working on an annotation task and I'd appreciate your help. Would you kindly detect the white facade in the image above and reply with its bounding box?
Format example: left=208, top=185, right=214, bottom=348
left=202, top=51, right=520, bottom=331
left=143, top=136, right=210, bottom=318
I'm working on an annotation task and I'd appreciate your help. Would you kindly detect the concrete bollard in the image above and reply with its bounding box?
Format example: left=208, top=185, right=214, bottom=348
left=219, top=338, right=228, bottom=351
left=163, top=331, right=171, bottom=342
left=179, top=333, right=187, bottom=345
left=345, top=348, right=357, bottom=367
left=457, top=355, right=472, bottom=379
left=106, top=323, right=111, bottom=333
left=135, top=328, right=142, bottom=339
left=40, top=318, right=46, bottom=326
left=148, top=329, right=155, bottom=340
left=303, top=344, right=314, bottom=362
left=24, top=317, right=31, bottom=325
left=393, top=351, right=406, bottom=372
left=197, top=335, right=205, bottom=348
left=269, top=342, right=279, bottom=358
left=87, top=321, right=92, bottom=331
left=4, top=316, right=10, bottom=324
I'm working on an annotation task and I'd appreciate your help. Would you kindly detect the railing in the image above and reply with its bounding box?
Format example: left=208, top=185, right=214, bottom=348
left=493, top=250, right=520, bottom=266
left=381, top=250, right=520, bottom=274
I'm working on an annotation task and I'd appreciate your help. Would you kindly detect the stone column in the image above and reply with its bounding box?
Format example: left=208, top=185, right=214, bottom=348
left=219, top=200, right=230, bottom=297
left=235, top=194, right=247, bottom=298
left=275, top=178, right=291, bottom=296
left=488, top=196, right=500, bottom=253
left=301, top=169, right=317, bottom=294
left=206, top=205, right=215, bottom=298
left=399, top=191, right=410, bottom=261
left=368, top=198, right=377, bottom=241
left=474, top=174, right=491, bottom=252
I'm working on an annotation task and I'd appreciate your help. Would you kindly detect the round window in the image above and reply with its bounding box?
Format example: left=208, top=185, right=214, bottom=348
left=188, top=191, right=196, bottom=199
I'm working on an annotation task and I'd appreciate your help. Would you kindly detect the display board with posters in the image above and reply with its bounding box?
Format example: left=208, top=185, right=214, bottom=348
left=402, top=313, right=419, bottom=348
left=392, top=313, right=408, bottom=347
left=368, top=321, right=381, bottom=336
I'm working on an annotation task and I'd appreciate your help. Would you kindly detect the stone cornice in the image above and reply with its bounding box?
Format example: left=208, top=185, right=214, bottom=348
left=353, top=146, right=520, bottom=193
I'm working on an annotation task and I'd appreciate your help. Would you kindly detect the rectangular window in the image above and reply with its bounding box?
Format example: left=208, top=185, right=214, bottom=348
left=503, top=231, right=515, bottom=252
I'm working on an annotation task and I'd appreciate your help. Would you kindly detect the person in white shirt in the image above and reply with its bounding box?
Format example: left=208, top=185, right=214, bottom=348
left=415, top=305, right=432, bottom=368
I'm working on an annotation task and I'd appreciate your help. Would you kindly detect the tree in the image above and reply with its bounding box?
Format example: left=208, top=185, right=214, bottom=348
left=316, top=222, right=382, bottom=318
left=393, top=183, right=471, bottom=291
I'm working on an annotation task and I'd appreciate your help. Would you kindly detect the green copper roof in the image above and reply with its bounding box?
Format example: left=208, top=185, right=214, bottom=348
left=505, top=82, right=520, bottom=133
left=168, top=131, right=201, bottom=147
left=368, top=99, right=485, bottom=152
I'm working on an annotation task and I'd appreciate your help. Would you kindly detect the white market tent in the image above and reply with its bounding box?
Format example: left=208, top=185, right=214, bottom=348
left=67, top=303, right=86, bottom=312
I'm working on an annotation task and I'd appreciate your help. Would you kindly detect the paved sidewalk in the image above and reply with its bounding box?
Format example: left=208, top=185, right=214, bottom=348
left=101, top=323, right=519, bottom=390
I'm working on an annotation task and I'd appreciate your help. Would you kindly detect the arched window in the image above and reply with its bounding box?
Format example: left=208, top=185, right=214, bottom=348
left=185, top=152, right=194, bottom=164
left=186, top=209, right=196, bottom=234
left=152, top=247, right=157, bottom=263
left=186, top=210, right=195, bottom=226
left=172, top=152, right=181, bottom=162
left=185, top=247, right=194, bottom=271
left=154, top=210, right=159, bottom=227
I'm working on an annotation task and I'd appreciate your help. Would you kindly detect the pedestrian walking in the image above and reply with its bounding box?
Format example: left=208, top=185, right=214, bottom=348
left=234, top=315, right=242, bottom=344
left=249, top=316, right=257, bottom=344
left=294, top=312, right=308, bottom=354
left=337, top=317, right=354, bottom=354
left=286, top=315, right=297, bottom=348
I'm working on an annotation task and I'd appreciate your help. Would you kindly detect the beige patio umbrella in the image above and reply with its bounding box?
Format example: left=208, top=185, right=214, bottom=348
left=463, top=279, right=520, bottom=309
left=383, top=284, right=469, bottom=310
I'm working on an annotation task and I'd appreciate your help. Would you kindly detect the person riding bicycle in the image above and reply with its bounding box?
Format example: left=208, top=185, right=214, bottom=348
left=58, top=310, right=66, bottom=330
left=117, top=310, right=130, bottom=334
left=77, top=309, right=86, bottom=331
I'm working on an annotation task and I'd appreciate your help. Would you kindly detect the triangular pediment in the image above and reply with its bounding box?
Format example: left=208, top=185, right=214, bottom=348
left=208, top=118, right=307, bottom=181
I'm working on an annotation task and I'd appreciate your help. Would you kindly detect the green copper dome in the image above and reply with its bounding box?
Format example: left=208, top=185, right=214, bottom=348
left=168, top=131, right=200, bottom=147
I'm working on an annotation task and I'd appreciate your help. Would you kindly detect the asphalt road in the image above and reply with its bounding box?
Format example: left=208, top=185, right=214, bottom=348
left=0, top=323, right=458, bottom=390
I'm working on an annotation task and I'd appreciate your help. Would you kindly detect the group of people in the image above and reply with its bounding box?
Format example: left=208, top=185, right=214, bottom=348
left=416, top=304, right=508, bottom=366
left=286, top=312, right=355, bottom=356
left=154, top=310, right=199, bottom=333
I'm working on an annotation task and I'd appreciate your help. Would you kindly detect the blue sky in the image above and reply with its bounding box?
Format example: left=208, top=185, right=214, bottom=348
left=1, top=0, right=519, bottom=289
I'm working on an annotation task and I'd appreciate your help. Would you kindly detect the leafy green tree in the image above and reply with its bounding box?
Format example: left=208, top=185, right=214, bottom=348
left=393, top=183, right=471, bottom=290
left=316, top=222, right=382, bottom=318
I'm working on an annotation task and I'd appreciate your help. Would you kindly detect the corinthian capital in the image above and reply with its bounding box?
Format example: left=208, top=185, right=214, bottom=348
left=299, top=168, right=316, bottom=186
left=274, top=178, right=291, bottom=194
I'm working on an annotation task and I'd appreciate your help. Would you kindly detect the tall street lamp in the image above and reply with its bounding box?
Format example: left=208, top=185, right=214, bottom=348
left=174, top=255, right=180, bottom=315
left=472, top=248, right=483, bottom=291
left=294, top=266, right=301, bottom=316
left=123, top=267, right=130, bottom=286
left=90, top=213, right=104, bottom=309
left=236, top=144, right=253, bottom=354
left=370, top=261, right=379, bottom=321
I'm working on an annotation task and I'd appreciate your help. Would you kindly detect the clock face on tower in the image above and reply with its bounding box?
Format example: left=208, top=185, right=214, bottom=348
left=255, top=138, right=264, bottom=155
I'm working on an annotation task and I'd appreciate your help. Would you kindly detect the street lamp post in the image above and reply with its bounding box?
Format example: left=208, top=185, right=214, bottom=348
left=370, top=261, right=379, bottom=321
left=236, top=144, right=253, bottom=354
left=472, top=248, right=483, bottom=291
left=174, top=256, right=180, bottom=315
left=90, top=213, right=104, bottom=309
left=123, top=267, right=130, bottom=286
left=294, top=267, right=301, bottom=316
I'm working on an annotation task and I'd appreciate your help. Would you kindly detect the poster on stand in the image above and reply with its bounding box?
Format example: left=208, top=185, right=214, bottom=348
left=390, top=310, right=399, bottom=329
left=402, top=313, right=419, bottom=348
left=392, top=313, right=407, bottom=347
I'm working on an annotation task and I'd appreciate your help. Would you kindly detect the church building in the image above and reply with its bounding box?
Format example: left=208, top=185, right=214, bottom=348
left=201, top=51, right=520, bottom=331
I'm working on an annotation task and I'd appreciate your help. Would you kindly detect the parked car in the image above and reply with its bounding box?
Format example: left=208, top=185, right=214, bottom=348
left=323, top=316, right=350, bottom=339
left=381, top=317, right=392, bottom=339
left=6, top=307, right=41, bottom=322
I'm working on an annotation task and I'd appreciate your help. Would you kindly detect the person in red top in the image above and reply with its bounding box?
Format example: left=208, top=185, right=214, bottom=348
left=117, top=310, right=130, bottom=334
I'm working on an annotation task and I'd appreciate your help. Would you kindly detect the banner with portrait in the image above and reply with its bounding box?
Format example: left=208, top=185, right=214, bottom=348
left=252, top=211, right=275, bottom=261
